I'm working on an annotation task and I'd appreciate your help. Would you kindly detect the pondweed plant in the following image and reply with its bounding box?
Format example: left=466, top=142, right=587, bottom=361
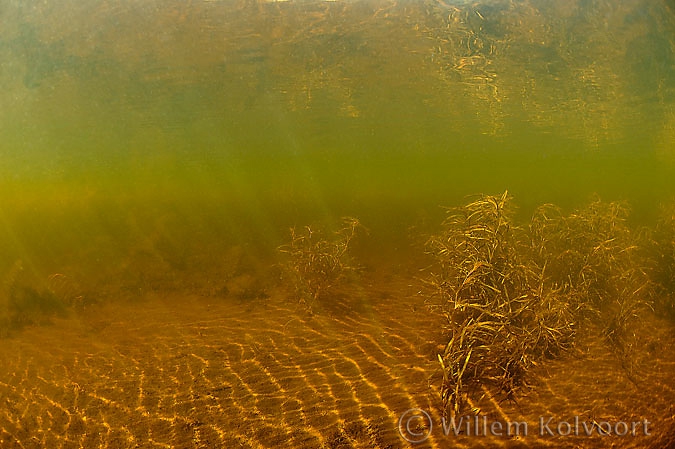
left=529, top=198, right=653, bottom=370
left=532, top=199, right=645, bottom=306
left=425, top=192, right=574, bottom=417
left=651, top=201, right=675, bottom=320
left=278, top=217, right=364, bottom=307
left=1, top=260, right=68, bottom=337
left=424, top=192, right=653, bottom=418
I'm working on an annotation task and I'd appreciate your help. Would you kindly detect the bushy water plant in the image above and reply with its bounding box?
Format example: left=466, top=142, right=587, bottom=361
left=651, top=201, right=675, bottom=320
left=425, top=192, right=578, bottom=417
left=1, top=260, right=68, bottom=337
left=424, top=192, right=652, bottom=417
left=530, top=198, right=653, bottom=368
left=278, top=217, right=364, bottom=306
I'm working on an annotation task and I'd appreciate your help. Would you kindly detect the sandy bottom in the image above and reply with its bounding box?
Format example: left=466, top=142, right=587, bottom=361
left=0, top=275, right=674, bottom=449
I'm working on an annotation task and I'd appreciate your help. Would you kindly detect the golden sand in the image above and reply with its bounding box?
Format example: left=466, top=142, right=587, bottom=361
left=0, top=276, right=672, bottom=449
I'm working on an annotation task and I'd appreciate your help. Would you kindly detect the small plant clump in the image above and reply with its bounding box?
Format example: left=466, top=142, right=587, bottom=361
left=529, top=198, right=654, bottom=380
left=278, top=217, right=364, bottom=306
left=651, top=201, right=675, bottom=320
left=424, top=192, right=654, bottom=418
left=1, top=260, right=68, bottom=338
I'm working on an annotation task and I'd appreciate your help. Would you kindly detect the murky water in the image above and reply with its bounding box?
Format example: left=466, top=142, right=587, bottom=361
left=1, top=0, right=674, bottom=448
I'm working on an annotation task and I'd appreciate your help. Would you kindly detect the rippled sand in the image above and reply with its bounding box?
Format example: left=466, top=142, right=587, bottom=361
left=0, top=275, right=673, bottom=448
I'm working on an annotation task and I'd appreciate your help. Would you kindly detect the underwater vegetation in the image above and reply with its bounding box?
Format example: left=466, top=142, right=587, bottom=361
left=277, top=217, right=365, bottom=308
left=422, top=192, right=656, bottom=418
left=528, top=197, right=654, bottom=383
left=274, top=194, right=674, bottom=418
left=651, top=202, right=675, bottom=320
left=0, top=260, right=71, bottom=338
left=423, top=191, right=574, bottom=417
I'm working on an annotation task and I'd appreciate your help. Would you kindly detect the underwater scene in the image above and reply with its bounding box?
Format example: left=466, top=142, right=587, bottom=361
left=1, top=0, right=675, bottom=447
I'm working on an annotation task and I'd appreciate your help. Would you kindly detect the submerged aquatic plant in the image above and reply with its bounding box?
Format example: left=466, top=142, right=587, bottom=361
left=425, top=192, right=577, bottom=417
left=651, top=201, right=675, bottom=320
left=424, top=192, right=652, bottom=417
left=278, top=217, right=364, bottom=306
left=530, top=198, right=654, bottom=368
left=0, top=260, right=68, bottom=337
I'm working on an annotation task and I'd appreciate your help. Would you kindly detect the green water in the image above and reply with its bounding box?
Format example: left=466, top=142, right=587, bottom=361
left=1, top=0, right=674, bottom=286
